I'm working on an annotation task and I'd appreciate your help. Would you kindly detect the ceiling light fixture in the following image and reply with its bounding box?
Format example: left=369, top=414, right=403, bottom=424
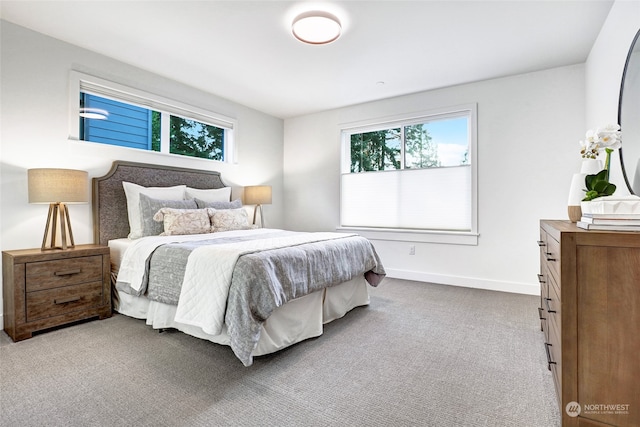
left=292, top=11, right=341, bottom=45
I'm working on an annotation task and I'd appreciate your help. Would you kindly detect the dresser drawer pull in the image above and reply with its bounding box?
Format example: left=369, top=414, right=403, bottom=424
left=538, top=307, right=546, bottom=320
left=54, top=296, right=82, bottom=305
left=544, top=343, right=557, bottom=371
left=537, top=274, right=546, bottom=284
left=545, top=298, right=556, bottom=313
left=54, top=269, right=82, bottom=277
left=545, top=252, right=556, bottom=262
left=537, top=240, right=546, bottom=247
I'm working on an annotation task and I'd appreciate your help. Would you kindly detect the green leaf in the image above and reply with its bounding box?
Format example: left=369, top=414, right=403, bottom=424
left=603, top=183, right=616, bottom=195
left=582, top=169, right=616, bottom=201
left=583, top=190, right=599, bottom=201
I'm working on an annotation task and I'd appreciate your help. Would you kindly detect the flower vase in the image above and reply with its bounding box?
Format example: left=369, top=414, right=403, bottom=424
left=568, top=173, right=585, bottom=222
left=567, top=159, right=603, bottom=222
left=580, top=158, right=603, bottom=174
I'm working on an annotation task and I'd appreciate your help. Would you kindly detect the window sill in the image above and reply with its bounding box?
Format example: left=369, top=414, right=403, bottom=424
left=336, top=226, right=478, bottom=245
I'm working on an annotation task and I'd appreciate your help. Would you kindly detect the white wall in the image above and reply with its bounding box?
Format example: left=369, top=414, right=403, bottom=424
left=0, top=21, right=284, bottom=324
left=585, top=0, right=640, bottom=193
left=284, top=65, right=586, bottom=295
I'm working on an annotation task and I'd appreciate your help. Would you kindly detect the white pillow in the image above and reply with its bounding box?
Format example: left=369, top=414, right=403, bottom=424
left=185, top=186, right=231, bottom=203
left=122, top=182, right=186, bottom=239
left=153, top=208, right=211, bottom=236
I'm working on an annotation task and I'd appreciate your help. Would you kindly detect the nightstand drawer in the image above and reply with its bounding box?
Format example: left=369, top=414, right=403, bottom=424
left=26, top=281, right=104, bottom=321
left=26, top=255, right=102, bottom=292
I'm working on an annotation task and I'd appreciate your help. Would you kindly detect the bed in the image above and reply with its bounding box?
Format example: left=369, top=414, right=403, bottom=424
left=93, top=161, right=385, bottom=366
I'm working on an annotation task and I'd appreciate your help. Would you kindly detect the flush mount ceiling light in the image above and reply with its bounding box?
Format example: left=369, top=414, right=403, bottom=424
left=292, top=11, right=341, bottom=45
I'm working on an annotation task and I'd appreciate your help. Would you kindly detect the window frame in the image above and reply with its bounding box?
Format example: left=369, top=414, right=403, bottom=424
left=338, top=104, right=478, bottom=245
left=68, top=71, right=237, bottom=163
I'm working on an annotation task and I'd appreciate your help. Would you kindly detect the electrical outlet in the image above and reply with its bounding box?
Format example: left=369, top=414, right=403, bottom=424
left=409, top=245, right=415, bottom=255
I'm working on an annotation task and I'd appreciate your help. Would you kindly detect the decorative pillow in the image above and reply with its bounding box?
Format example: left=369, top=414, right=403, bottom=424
left=123, top=182, right=186, bottom=239
left=208, top=208, right=254, bottom=232
left=139, top=194, right=197, bottom=237
left=153, top=208, right=211, bottom=236
left=194, top=198, right=242, bottom=210
left=185, top=187, right=231, bottom=203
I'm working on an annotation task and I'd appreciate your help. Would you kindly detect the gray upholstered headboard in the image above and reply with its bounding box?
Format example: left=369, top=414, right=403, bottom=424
left=92, top=161, right=227, bottom=245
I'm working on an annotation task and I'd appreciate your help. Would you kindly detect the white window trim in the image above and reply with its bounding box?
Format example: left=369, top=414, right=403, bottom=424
left=68, top=70, right=237, bottom=163
left=336, top=226, right=479, bottom=245
left=338, top=104, right=478, bottom=245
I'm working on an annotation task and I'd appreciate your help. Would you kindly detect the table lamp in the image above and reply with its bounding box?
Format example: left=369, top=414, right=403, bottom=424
left=244, top=185, right=272, bottom=228
left=28, top=168, right=89, bottom=250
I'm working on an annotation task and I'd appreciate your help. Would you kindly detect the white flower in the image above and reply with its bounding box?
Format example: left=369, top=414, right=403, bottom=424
left=596, top=124, right=621, bottom=150
left=579, top=124, right=621, bottom=158
left=602, top=123, right=621, bottom=132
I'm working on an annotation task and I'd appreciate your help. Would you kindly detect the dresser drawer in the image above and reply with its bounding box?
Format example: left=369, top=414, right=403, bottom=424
left=538, top=268, right=549, bottom=339
left=548, top=308, right=562, bottom=403
left=544, top=235, right=561, bottom=282
left=538, top=229, right=549, bottom=266
left=26, top=255, right=103, bottom=292
left=546, top=273, right=561, bottom=317
left=26, top=281, right=104, bottom=321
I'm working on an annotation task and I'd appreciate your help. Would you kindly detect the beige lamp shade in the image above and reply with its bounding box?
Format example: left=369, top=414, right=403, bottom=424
left=244, top=185, right=272, bottom=205
left=28, top=168, right=89, bottom=204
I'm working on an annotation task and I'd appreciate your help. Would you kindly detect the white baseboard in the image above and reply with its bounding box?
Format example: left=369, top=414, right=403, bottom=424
left=0, top=313, right=4, bottom=331
left=385, top=268, right=540, bottom=296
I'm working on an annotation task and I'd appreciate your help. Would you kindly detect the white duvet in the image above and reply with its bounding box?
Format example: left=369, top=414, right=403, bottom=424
left=116, top=229, right=354, bottom=336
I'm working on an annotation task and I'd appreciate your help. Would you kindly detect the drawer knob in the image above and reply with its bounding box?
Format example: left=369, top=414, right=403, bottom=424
left=537, top=274, right=546, bottom=284
left=545, top=252, right=556, bottom=262
left=537, top=240, right=546, bottom=247
left=54, top=269, right=82, bottom=277
left=54, top=296, right=81, bottom=305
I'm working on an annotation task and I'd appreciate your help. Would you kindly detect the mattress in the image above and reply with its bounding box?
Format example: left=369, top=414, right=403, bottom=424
left=109, top=237, right=130, bottom=274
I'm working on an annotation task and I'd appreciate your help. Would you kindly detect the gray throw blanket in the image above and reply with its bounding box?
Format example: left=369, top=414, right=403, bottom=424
left=226, top=234, right=385, bottom=365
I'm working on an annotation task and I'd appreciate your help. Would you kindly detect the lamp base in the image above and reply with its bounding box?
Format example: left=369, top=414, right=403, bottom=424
left=252, top=204, right=264, bottom=228
left=41, top=202, right=76, bottom=251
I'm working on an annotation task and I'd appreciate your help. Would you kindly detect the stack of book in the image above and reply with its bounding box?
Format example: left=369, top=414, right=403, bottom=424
left=577, top=213, right=640, bottom=231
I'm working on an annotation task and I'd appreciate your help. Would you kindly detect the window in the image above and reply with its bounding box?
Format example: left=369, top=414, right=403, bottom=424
left=69, top=71, right=235, bottom=162
left=339, top=105, right=477, bottom=244
left=80, top=93, right=154, bottom=150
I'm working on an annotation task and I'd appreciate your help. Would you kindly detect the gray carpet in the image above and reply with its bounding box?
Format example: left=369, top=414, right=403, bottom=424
left=0, top=279, right=560, bottom=427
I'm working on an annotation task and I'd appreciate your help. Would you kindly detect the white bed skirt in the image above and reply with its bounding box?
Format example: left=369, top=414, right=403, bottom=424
left=115, top=276, right=370, bottom=356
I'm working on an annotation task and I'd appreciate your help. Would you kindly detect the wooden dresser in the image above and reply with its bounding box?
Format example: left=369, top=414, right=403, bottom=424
left=2, top=244, right=111, bottom=341
left=538, top=220, right=639, bottom=427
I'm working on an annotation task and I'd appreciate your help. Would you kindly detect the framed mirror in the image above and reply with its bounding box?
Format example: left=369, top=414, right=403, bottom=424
left=619, top=29, right=640, bottom=194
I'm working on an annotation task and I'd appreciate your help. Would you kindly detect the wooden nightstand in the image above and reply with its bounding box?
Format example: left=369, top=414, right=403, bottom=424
left=2, top=244, right=111, bottom=341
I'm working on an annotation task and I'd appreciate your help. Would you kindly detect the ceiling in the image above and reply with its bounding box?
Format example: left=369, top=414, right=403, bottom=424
left=1, top=1, right=614, bottom=119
